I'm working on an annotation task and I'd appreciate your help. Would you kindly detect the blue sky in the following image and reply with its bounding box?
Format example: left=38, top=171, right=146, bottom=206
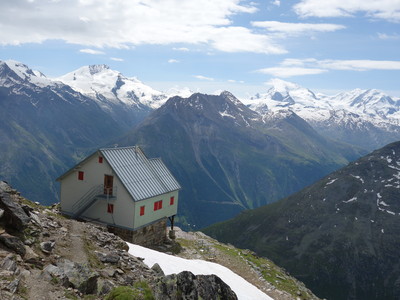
left=0, top=0, right=399, bottom=98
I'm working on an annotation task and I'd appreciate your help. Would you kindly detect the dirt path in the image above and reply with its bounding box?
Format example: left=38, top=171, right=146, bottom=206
left=60, top=219, right=88, bottom=263
left=24, top=218, right=89, bottom=299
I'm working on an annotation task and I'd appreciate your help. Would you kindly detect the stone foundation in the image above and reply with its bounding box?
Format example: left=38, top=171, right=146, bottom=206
left=108, top=218, right=167, bottom=247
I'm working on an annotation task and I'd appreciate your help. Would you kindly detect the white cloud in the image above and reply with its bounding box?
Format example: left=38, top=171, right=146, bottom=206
left=283, top=58, right=400, bottom=71
left=110, top=57, right=124, bottom=62
left=258, top=58, right=400, bottom=78
left=294, top=0, right=400, bottom=22
left=271, top=0, right=281, bottom=7
left=317, top=59, right=400, bottom=71
left=252, top=21, right=345, bottom=36
left=173, top=47, right=190, bottom=52
left=378, top=32, right=400, bottom=40
left=168, top=59, right=180, bottom=63
left=79, top=48, right=105, bottom=55
left=0, top=0, right=285, bottom=54
left=210, top=26, right=286, bottom=54
left=257, top=66, right=327, bottom=77
left=194, top=75, right=214, bottom=81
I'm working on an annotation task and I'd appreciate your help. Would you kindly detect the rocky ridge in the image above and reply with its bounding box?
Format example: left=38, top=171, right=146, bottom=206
left=0, top=180, right=320, bottom=299
left=0, top=181, right=237, bottom=299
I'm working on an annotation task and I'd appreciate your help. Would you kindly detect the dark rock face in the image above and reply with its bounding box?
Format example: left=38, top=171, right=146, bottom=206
left=0, top=233, right=26, bottom=256
left=205, top=141, right=400, bottom=300
left=0, top=182, right=30, bottom=230
left=155, top=270, right=237, bottom=300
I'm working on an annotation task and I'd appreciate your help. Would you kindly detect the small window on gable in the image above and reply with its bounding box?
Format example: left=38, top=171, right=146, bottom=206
left=140, top=205, right=145, bottom=216
left=98, top=156, right=103, bottom=163
left=107, top=203, right=114, bottom=214
left=170, top=196, right=175, bottom=205
left=78, top=171, right=84, bottom=181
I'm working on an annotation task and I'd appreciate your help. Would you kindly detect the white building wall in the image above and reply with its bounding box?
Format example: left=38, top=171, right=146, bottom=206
left=60, top=152, right=113, bottom=213
left=133, top=190, right=179, bottom=229
left=83, top=181, right=135, bottom=229
left=60, top=152, right=134, bottom=229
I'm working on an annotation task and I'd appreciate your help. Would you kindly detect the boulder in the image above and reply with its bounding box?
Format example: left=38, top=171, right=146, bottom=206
left=24, top=245, right=40, bottom=264
left=96, top=251, right=120, bottom=264
left=0, top=182, right=30, bottom=231
left=40, top=241, right=55, bottom=254
left=0, top=233, right=26, bottom=256
left=155, top=270, right=237, bottom=300
left=57, top=259, right=99, bottom=294
left=1, top=254, right=17, bottom=272
left=151, top=263, right=165, bottom=277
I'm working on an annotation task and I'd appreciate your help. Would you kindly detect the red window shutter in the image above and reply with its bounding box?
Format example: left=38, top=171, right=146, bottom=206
left=154, top=200, right=163, bottom=211
left=140, top=205, right=145, bottom=216
left=107, top=203, right=114, bottom=214
left=170, top=196, right=174, bottom=205
left=78, top=171, right=84, bottom=181
left=98, top=157, right=103, bottom=163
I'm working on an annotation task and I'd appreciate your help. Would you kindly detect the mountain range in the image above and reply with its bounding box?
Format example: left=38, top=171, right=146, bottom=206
left=0, top=60, right=124, bottom=203
left=0, top=59, right=398, bottom=228
left=244, top=78, right=400, bottom=151
left=204, top=141, right=400, bottom=300
left=116, top=91, right=363, bottom=228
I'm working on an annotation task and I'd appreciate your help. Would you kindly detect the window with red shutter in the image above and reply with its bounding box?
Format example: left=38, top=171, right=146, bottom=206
left=154, top=200, right=163, bottom=211
left=170, top=196, right=175, bottom=205
left=107, top=203, right=114, bottom=214
left=140, top=205, right=145, bottom=216
left=98, top=156, right=103, bottom=163
left=78, top=171, right=84, bottom=181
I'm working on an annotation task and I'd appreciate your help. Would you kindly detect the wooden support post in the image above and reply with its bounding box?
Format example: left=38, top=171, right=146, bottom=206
left=168, top=215, right=175, bottom=230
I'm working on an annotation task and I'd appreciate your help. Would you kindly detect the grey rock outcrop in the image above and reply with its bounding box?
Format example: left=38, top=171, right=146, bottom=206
left=155, top=270, right=237, bottom=300
left=0, top=182, right=30, bottom=230
left=0, top=233, right=26, bottom=256
left=43, top=259, right=99, bottom=294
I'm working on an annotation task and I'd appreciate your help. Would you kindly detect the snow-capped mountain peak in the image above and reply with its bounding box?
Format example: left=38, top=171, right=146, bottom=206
left=244, top=79, right=400, bottom=150
left=88, top=64, right=110, bottom=75
left=56, top=65, right=168, bottom=109
left=0, top=60, right=53, bottom=87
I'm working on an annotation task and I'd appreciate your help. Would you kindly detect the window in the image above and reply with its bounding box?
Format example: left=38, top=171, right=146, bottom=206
left=78, top=171, right=84, bottom=181
left=154, top=200, right=163, bottom=211
left=170, top=196, right=175, bottom=205
left=98, top=156, right=103, bottom=163
left=107, top=203, right=114, bottom=214
left=140, top=205, right=145, bottom=216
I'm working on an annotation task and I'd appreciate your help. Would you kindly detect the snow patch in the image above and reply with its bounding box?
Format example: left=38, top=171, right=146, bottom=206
left=326, top=178, right=337, bottom=185
left=343, top=197, right=357, bottom=203
left=220, top=110, right=235, bottom=119
left=128, top=243, right=272, bottom=300
left=351, top=174, right=364, bottom=184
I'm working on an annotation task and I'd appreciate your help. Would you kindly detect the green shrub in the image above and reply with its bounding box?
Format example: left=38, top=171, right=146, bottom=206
left=105, top=283, right=154, bottom=300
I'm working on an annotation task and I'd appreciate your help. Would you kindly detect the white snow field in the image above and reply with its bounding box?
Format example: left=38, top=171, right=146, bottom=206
left=128, top=243, right=272, bottom=300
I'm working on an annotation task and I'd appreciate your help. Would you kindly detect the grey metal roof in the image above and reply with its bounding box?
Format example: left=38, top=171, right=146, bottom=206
left=100, top=146, right=181, bottom=201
